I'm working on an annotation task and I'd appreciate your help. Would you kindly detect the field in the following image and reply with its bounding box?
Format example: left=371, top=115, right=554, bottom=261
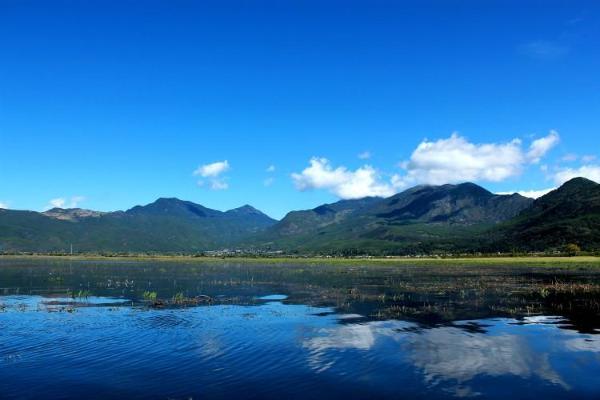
left=2, top=254, right=599, bottom=267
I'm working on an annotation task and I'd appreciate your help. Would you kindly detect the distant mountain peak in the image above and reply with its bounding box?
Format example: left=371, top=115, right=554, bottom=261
left=226, top=205, right=254, bottom=214
left=498, top=176, right=600, bottom=251
left=452, top=182, right=494, bottom=196
left=126, top=197, right=217, bottom=218
left=375, top=181, right=531, bottom=224
left=123, top=198, right=277, bottom=226
left=43, top=208, right=106, bottom=221
left=560, top=177, right=598, bottom=189
left=531, top=177, right=599, bottom=206
left=229, top=204, right=258, bottom=212
left=152, top=197, right=187, bottom=205
left=226, top=205, right=276, bottom=223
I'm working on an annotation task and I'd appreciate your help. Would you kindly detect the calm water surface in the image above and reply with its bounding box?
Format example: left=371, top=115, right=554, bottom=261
left=1, top=258, right=600, bottom=399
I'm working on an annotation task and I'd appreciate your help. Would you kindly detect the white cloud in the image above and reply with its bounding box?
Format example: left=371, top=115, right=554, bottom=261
left=263, top=177, right=275, bottom=187
left=193, top=160, right=230, bottom=191
left=527, top=130, right=560, bottom=164
left=292, top=158, right=400, bottom=199
left=391, top=132, right=559, bottom=187
left=552, top=164, right=600, bottom=185
left=358, top=151, right=371, bottom=160
left=561, top=153, right=578, bottom=162
left=71, top=195, right=85, bottom=205
left=497, top=188, right=555, bottom=199
left=292, top=132, right=561, bottom=199
left=209, top=180, right=229, bottom=190
left=582, top=155, right=597, bottom=163
left=197, top=178, right=229, bottom=191
left=194, top=160, right=230, bottom=178
left=263, top=165, right=276, bottom=187
left=49, top=198, right=66, bottom=208
left=44, top=196, right=85, bottom=210
left=517, top=188, right=555, bottom=198
left=396, top=134, right=524, bottom=186
left=0, top=201, right=9, bottom=209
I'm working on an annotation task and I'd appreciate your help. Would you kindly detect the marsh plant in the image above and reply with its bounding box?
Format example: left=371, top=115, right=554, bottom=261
left=68, top=289, right=91, bottom=300
left=172, top=292, right=186, bottom=304
left=143, top=291, right=158, bottom=302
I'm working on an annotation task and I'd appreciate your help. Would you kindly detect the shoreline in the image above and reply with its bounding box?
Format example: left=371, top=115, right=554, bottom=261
left=1, top=254, right=600, bottom=266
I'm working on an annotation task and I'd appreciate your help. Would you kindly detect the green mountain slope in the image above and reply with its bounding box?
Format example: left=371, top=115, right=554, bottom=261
left=0, top=198, right=276, bottom=253
left=254, top=182, right=534, bottom=254
left=2, top=179, right=598, bottom=254
left=491, top=178, right=600, bottom=251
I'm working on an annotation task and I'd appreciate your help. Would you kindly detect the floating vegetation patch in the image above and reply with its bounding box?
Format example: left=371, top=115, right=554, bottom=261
left=170, top=292, right=213, bottom=306
left=139, top=290, right=213, bottom=308
left=66, top=289, right=92, bottom=300
left=143, top=291, right=158, bottom=302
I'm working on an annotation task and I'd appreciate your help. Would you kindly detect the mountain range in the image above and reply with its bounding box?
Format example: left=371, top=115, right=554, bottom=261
left=251, top=182, right=534, bottom=254
left=0, top=199, right=276, bottom=253
left=1, top=178, right=598, bottom=254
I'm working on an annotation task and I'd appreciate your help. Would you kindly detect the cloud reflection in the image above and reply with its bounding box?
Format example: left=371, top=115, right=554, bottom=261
left=405, top=327, right=569, bottom=394
left=302, top=319, right=569, bottom=395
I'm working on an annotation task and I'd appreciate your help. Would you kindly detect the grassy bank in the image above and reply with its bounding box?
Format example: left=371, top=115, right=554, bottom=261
left=1, top=254, right=600, bottom=267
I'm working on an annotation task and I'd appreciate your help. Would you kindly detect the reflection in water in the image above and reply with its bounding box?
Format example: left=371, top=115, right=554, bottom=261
left=302, top=317, right=572, bottom=396
left=405, top=325, right=568, bottom=395
left=565, top=336, right=600, bottom=352
left=1, top=258, right=600, bottom=399
left=303, top=321, right=380, bottom=373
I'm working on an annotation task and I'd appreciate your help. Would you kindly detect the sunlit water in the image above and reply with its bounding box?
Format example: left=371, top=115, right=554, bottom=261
left=1, top=259, right=600, bottom=399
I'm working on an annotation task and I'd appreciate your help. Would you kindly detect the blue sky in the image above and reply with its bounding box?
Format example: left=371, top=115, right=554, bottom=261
left=1, top=1, right=599, bottom=219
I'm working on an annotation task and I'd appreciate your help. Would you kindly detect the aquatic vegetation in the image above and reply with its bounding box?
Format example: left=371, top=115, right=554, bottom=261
left=2, top=254, right=600, bottom=398
left=172, top=292, right=186, bottom=304
left=69, top=290, right=91, bottom=300
left=169, top=292, right=213, bottom=306
left=1, top=257, right=600, bottom=327
left=143, top=291, right=158, bottom=302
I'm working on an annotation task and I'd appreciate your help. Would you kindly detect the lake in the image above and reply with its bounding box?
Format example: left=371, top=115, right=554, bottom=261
left=1, top=258, right=600, bottom=399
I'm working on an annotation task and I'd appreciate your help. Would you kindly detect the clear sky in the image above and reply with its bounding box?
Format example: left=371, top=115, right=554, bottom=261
left=1, top=1, right=599, bottom=219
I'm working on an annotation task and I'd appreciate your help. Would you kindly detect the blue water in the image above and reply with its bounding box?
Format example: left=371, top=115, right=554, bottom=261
left=1, top=294, right=600, bottom=399
left=2, top=259, right=600, bottom=399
